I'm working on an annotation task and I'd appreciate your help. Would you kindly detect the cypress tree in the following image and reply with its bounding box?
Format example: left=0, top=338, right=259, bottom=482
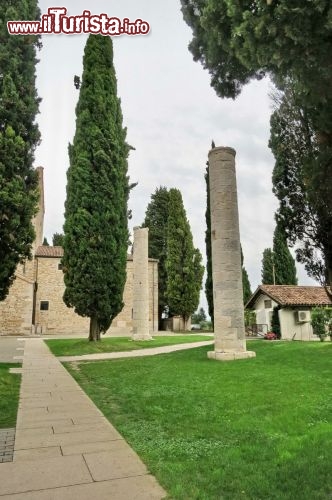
left=0, top=1, right=41, bottom=300
left=52, top=233, right=64, bottom=246
left=142, top=187, right=170, bottom=325
left=261, top=248, right=275, bottom=285
left=241, top=245, right=252, bottom=304
left=166, top=189, right=204, bottom=329
left=271, top=306, right=281, bottom=339
left=63, top=35, right=130, bottom=341
left=273, top=223, right=298, bottom=285
left=204, top=161, right=214, bottom=325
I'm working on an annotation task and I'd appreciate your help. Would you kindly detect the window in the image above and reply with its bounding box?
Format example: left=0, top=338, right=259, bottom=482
left=40, top=301, right=49, bottom=311
left=58, top=263, right=63, bottom=270
left=264, top=299, right=272, bottom=309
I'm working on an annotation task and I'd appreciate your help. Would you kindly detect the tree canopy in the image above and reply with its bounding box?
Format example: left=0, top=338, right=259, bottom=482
left=273, top=223, right=298, bottom=285
left=52, top=233, right=64, bottom=246
left=62, top=35, right=130, bottom=341
left=181, top=1, right=332, bottom=285
left=181, top=1, right=332, bottom=110
left=142, top=187, right=170, bottom=324
left=261, top=248, right=274, bottom=285
left=204, top=161, right=214, bottom=323
left=166, top=188, right=204, bottom=327
left=0, top=0, right=41, bottom=300
left=270, top=85, right=332, bottom=284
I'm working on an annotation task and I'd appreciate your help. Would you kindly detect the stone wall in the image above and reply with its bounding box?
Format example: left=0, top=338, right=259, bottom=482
left=34, top=257, right=88, bottom=335
left=0, top=255, right=159, bottom=336
left=0, top=261, right=35, bottom=336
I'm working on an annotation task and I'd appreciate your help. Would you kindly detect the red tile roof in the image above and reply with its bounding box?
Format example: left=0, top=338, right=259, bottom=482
left=246, top=285, right=332, bottom=308
left=35, top=246, right=64, bottom=257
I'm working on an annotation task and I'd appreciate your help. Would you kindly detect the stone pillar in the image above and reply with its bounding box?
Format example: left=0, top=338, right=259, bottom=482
left=132, top=227, right=152, bottom=340
left=207, top=147, right=255, bottom=361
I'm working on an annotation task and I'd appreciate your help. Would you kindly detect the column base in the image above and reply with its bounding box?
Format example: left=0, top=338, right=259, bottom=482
left=132, top=333, right=153, bottom=341
left=207, top=350, right=256, bottom=361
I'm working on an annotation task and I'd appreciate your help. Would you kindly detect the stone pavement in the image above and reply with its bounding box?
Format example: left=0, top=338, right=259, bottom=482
left=0, top=338, right=166, bottom=499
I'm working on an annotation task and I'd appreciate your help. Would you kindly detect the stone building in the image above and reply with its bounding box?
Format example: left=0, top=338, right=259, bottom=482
left=0, top=167, right=158, bottom=336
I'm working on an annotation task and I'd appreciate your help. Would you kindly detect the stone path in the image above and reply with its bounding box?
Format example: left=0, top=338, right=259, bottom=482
left=58, top=339, right=214, bottom=362
left=0, top=338, right=166, bottom=499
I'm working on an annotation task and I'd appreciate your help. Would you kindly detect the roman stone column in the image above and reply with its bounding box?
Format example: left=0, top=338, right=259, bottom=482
left=207, top=146, right=255, bottom=361
left=132, top=226, right=152, bottom=340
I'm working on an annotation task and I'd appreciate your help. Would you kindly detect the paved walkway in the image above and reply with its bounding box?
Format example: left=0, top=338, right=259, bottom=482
left=58, top=340, right=214, bottom=362
left=0, top=338, right=166, bottom=499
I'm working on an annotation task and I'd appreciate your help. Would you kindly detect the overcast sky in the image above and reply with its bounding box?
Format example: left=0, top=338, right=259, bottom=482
left=34, top=0, right=317, bottom=312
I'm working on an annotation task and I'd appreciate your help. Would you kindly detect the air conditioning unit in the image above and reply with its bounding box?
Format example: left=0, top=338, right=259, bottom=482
left=296, top=310, right=311, bottom=323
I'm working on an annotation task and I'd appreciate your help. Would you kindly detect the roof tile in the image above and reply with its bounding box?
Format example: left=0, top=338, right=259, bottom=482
left=250, top=285, right=332, bottom=307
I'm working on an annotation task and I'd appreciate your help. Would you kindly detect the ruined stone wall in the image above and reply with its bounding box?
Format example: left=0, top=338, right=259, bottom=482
left=0, top=260, right=36, bottom=336
left=34, top=257, right=158, bottom=335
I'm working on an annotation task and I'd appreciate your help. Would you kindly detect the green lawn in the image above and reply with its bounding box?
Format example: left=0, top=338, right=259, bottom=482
left=0, top=364, right=21, bottom=428
left=45, top=335, right=213, bottom=357
left=65, top=341, right=332, bottom=500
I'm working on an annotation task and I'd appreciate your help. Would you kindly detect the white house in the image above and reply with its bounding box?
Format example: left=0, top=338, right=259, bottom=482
left=246, top=285, right=332, bottom=341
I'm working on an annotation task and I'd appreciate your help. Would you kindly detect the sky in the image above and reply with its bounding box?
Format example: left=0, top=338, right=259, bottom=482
left=34, top=0, right=317, bottom=312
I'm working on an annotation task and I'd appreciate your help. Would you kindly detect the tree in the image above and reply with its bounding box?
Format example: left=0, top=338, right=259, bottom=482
left=142, top=187, right=170, bottom=325
left=42, top=237, right=49, bottom=246
left=0, top=1, right=41, bottom=300
left=52, top=233, right=64, bottom=246
left=166, top=189, right=204, bottom=328
left=270, top=85, right=332, bottom=284
left=311, top=307, right=329, bottom=342
left=62, top=35, right=130, bottom=341
left=273, top=223, right=298, bottom=285
left=181, top=1, right=332, bottom=284
left=204, top=161, right=214, bottom=325
left=271, top=306, right=281, bottom=339
left=192, top=307, right=207, bottom=325
left=261, top=248, right=274, bottom=285
left=241, top=245, right=252, bottom=304
left=181, top=1, right=332, bottom=112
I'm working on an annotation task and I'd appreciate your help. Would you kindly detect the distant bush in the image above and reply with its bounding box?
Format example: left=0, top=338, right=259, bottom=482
left=311, top=307, right=332, bottom=342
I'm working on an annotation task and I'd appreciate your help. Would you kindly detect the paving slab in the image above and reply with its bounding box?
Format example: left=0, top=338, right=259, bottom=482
left=84, top=448, right=147, bottom=481
left=0, top=474, right=165, bottom=500
left=61, top=438, right=128, bottom=456
left=14, top=446, right=62, bottom=462
left=15, top=428, right=124, bottom=451
left=1, top=338, right=166, bottom=499
left=0, top=455, right=92, bottom=495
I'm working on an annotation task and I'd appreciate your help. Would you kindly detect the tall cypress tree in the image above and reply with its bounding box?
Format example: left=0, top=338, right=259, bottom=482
left=0, top=1, right=41, bottom=300
left=204, top=161, right=214, bottom=325
left=142, top=187, right=170, bottom=326
left=261, top=248, right=275, bottom=285
left=241, top=245, right=252, bottom=304
left=63, top=35, right=130, bottom=341
left=273, top=223, right=298, bottom=285
left=166, top=189, right=204, bottom=328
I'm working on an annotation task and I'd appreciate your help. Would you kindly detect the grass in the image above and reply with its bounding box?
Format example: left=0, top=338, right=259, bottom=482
left=0, top=364, right=21, bottom=428
left=45, top=335, right=213, bottom=357
left=65, top=341, right=332, bottom=500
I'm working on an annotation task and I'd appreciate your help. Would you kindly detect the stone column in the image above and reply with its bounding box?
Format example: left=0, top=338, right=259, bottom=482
left=132, top=227, right=152, bottom=340
left=207, top=147, right=255, bottom=361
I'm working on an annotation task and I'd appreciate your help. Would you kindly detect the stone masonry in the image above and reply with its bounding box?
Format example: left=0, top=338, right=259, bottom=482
left=0, top=167, right=159, bottom=336
left=207, top=146, right=256, bottom=361
left=132, top=227, right=152, bottom=340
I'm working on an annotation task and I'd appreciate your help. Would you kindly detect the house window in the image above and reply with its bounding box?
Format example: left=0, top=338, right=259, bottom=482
left=40, top=301, right=49, bottom=311
left=264, top=299, right=272, bottom=309
left=58, top=263, right=63, bottom=271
